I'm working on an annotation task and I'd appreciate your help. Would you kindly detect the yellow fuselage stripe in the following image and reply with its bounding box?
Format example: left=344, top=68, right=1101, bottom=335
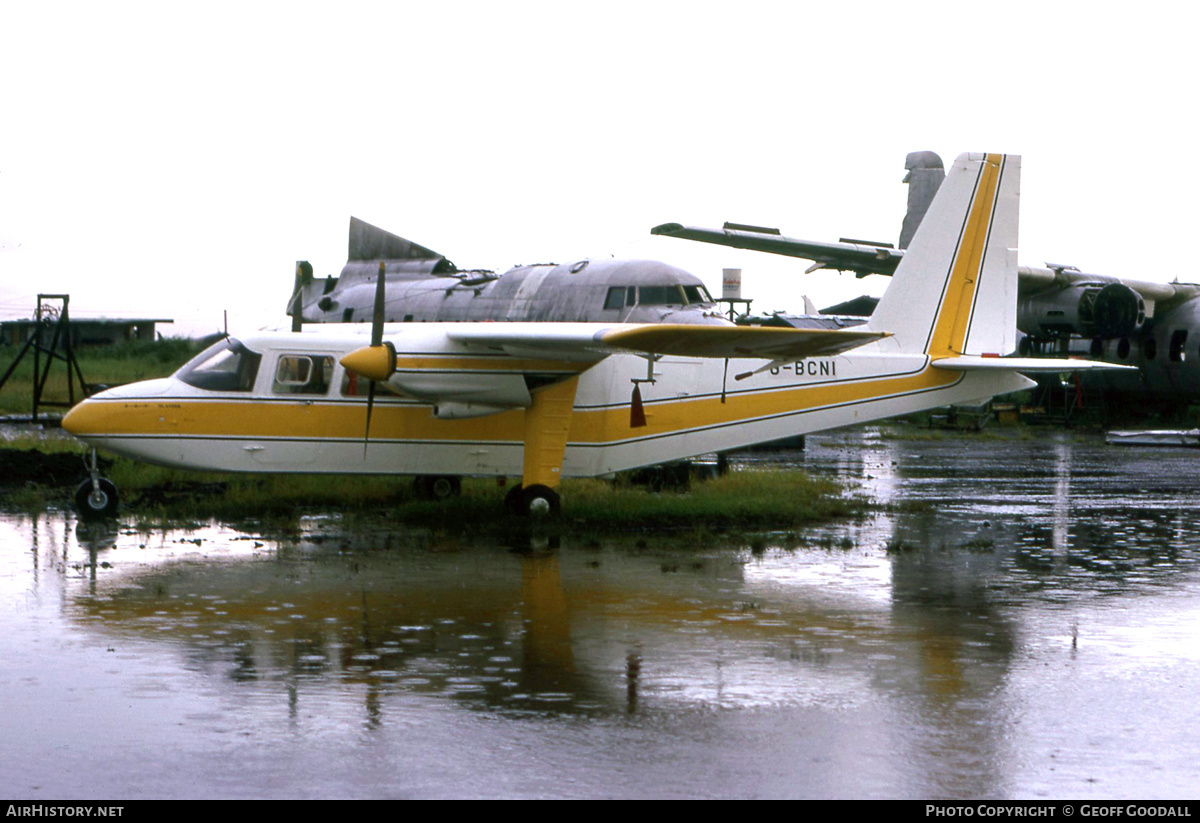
left=70, top=364, right=959, bottom=446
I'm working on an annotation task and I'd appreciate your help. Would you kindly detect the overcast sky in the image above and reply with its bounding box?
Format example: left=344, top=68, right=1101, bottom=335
left=2, top=1, right=1196, bottom=338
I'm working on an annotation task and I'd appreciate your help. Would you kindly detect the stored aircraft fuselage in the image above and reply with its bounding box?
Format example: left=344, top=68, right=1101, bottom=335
left=289, top=218, right=728, bottom=327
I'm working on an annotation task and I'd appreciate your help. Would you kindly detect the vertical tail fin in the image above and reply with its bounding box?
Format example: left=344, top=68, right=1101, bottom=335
left=868, top=153, right=1020, bottom=357
left=898, top=150, right=945, bottom=249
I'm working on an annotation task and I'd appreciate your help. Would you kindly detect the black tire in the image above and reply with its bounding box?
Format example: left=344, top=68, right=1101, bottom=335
left=75, top=478, right=119, bottom=520
left=521, top=484, right=560, bottom=517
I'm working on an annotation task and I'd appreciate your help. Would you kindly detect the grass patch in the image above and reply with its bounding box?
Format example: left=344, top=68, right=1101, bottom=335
left=561, top=469, right=860, bottom=529
left=2, top=440, right=862, bottom=536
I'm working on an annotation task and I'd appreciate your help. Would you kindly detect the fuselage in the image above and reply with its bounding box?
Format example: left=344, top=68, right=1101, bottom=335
left=63, top=324, right=1032, bottom=480
left=1017, top=296, right=1200, bottom=403
left=295, top=258, right=729, bottom=326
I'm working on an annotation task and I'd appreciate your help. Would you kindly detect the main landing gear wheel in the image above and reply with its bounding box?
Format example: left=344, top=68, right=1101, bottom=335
left=505, top=484, right=560, bottom=517
left=74, top=478, right=119, bottom=520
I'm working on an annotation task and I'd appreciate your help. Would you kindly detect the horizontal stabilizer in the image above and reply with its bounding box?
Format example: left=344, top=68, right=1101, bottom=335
left=931, top=356, right=1138, bottom=373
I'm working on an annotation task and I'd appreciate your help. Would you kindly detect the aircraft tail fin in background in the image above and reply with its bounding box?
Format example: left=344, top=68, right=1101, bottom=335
left=898, top=151, right=946, bottom=249
left=867, top=153, right=1019, bottom=359
left=348, top=217, right=450, bottom=263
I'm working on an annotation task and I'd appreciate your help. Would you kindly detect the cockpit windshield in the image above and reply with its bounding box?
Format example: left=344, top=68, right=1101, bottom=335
left=637, top=285, right=684, bottom=306
left=604, top=283, right=717, bottom=310
left=176, top=338, right=262, bottom=392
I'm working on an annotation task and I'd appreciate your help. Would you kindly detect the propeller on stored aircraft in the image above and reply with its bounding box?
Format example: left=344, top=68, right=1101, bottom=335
left=339, top=261, right=397, bottom=456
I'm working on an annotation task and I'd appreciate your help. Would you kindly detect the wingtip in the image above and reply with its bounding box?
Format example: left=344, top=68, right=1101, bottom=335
left=650, top=223, right=684, bottom=236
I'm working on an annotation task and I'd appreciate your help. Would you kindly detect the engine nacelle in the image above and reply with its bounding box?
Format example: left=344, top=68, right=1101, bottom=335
left=431, top=402, right=516, bottom=420
left=387, top=370, right=533, bottom=409
left=1018, top=283, right=1145, bottom=339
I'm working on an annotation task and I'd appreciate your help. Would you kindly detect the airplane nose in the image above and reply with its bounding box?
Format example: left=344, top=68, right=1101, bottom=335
left=62, top=399, right=100, bottom=438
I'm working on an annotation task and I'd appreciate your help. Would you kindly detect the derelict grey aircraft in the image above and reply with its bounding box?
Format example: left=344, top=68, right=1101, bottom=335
left=287, top=218, right=729, bottom=329
left=653, top=152, right=1200, bottom=411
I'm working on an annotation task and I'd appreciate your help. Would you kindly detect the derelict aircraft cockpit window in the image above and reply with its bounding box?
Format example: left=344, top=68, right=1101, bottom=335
left=638, top=285, right=685, bottom=306
left=176, top=338, right=262, bottom=392
left=273, top=354, right=334, bottom=395
left=606, top=284, right=714, bottom=309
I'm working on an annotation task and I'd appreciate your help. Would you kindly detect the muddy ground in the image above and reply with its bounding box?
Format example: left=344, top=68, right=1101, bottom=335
left=0, top=448, right=103, bottom=488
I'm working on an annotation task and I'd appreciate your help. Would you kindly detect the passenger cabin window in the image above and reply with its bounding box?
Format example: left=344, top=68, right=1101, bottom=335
left=1170, top=330, right=1188, bottom=362
left=273, top=354, right=334, bottom=394
left=177, top=338, right=262, bottom=392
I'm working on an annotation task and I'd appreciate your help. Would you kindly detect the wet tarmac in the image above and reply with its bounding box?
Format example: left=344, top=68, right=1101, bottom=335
left=2, top=427, right=1199, bottom=799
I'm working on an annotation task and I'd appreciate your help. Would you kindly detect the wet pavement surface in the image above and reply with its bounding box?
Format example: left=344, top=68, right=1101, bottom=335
left=2, top=427, right=1199, bottom=799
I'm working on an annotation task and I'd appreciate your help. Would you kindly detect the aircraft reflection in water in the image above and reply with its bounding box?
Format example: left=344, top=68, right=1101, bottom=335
left=654, top=151, right=1200, bottom=409
left=287, top=217, right=727, bottom=327
left=57, top=517, right=1018, bottom=728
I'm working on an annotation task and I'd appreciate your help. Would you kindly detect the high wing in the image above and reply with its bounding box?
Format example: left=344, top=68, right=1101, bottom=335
left=650, top=222, right=902, bottom=277
left=444, top=322, right=889, bottom=361
left=652, top=221, right=1196, bottom=317
left=338, top=321, right=889, bottom=384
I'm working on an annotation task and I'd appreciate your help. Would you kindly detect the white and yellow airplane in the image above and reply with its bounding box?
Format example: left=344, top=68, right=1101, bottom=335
left=62, top=153, right=1125, bottom=517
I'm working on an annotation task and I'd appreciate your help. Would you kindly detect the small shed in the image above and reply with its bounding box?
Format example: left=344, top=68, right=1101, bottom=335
left=1, top=317, right=173, bottom=347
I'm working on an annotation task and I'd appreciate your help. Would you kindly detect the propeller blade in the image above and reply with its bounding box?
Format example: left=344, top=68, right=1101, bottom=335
left=362, top=261, right=388, bottom=458
left=371, top=260, right=386, bottom=347
left=363, top=380, right=376, bottom=459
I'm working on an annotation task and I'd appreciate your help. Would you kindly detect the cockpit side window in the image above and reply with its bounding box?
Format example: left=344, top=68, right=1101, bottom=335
left=604, top=287, right=626, bottom=311
left=273, top=354, right=334, bottom=395
left=683, top=285, right=714, bottom=305
left=177, top=338, right=262, bottom=392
